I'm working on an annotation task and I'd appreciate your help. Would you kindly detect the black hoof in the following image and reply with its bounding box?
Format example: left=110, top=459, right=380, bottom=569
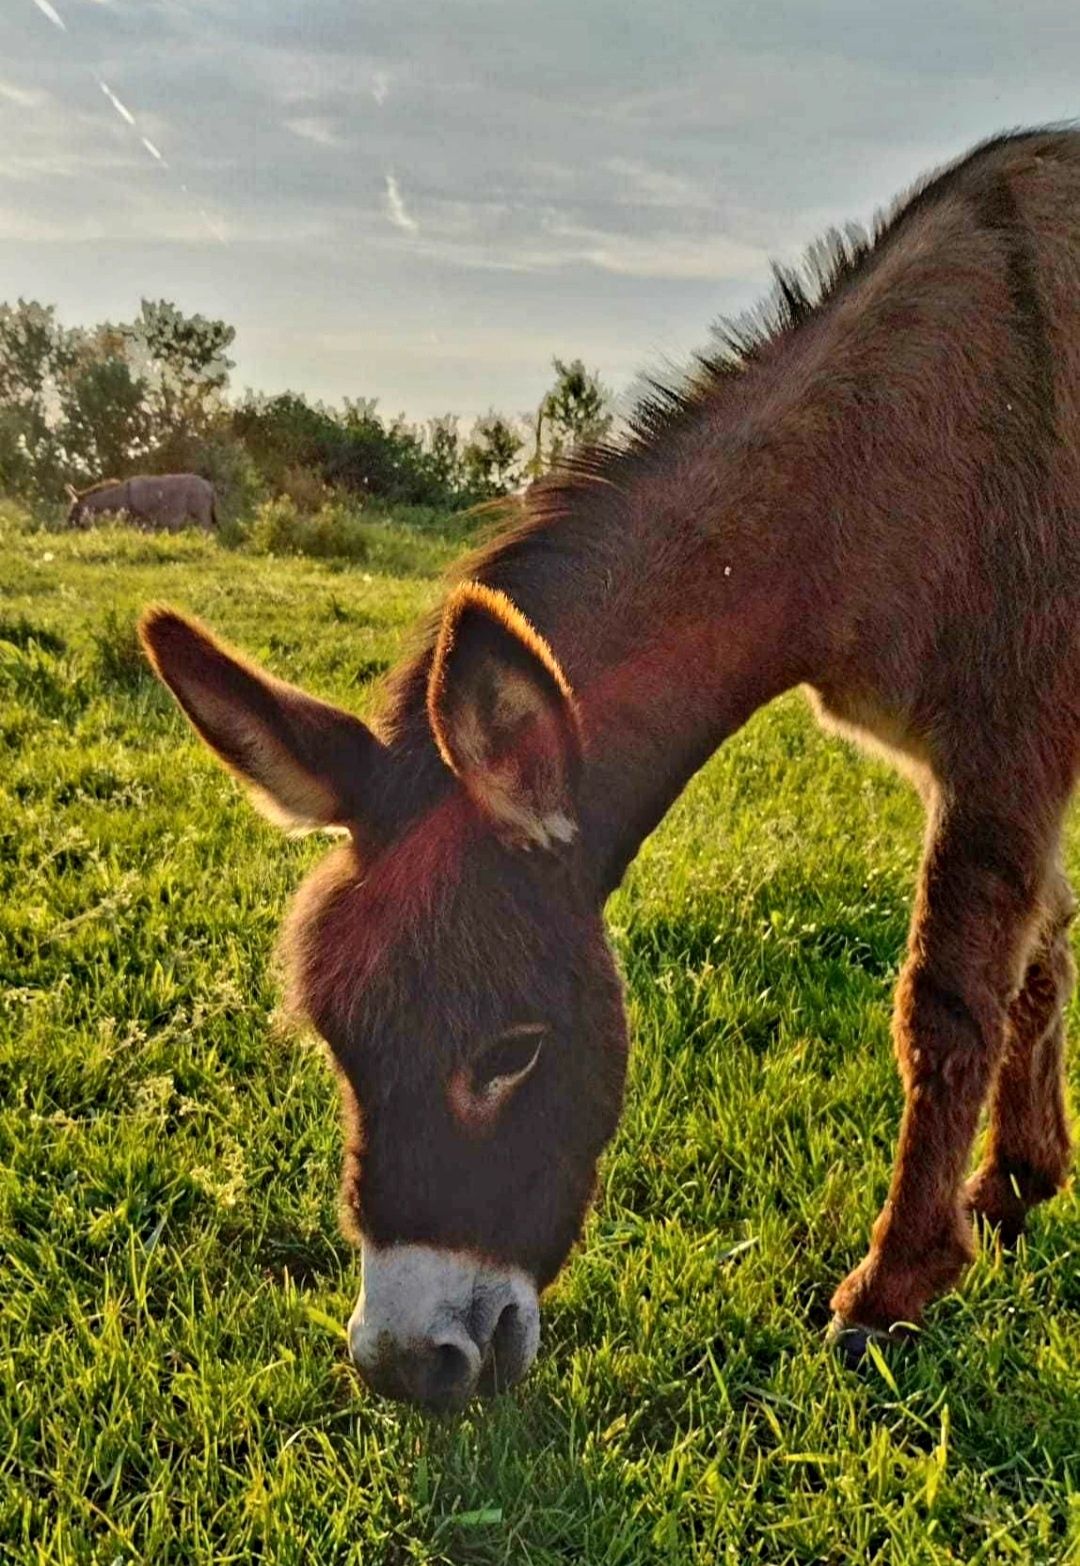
left=827, top=1313, right=908, bottom=1370
left=969, top=1208, right=1026, bottom=1250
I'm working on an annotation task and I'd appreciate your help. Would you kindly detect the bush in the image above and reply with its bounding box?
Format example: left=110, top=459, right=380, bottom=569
left=248, top=495, right=343, bottom=558
left=1, top=297, right=609, bottom=519
left=231, top=394, right=521, bottom=512
left=247, top=494, right=468, bottom=576
left=89, top=607, right=152, bottom=691
left=278, top=464, right=331, bottom=514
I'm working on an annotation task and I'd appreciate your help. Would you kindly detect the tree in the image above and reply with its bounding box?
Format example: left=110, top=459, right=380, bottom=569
left=462, top=412, right=524, bottom=496
left=0, top=300, right=70, bottom=495
left=128, top=298, right=235, bottom=438
left=528, top=357, right=612, bottom=476
left=56, top=324, right=151, bottom=480
left=425, top=415, right=462, bottom=499
left=0, top=291, right=614, bottom=515
left=0, top=298, right=237, bottom=498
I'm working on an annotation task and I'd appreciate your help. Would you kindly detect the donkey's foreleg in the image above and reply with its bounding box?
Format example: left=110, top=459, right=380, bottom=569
left=965, top=869, right=1075, bottom=1242
left=830, top=796, right=1058, bottom=1356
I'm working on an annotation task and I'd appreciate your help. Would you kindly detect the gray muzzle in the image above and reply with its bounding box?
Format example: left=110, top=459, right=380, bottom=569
left=348, top=1242, right=541, bottom=1412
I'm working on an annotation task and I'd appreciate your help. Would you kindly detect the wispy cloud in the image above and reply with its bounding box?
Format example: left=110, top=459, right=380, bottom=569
left=536, top=219, right=765, bottom=280
left=384, top=172, right=418, bottom=233
left=285, top=116, right=344, bottom=149
left=0, top=80, right=53, bottom=109
left=0, top=203, right=214, bottom=244
left=604, top=158, right=714, bottom=212
left=9, top=0, right=1079, bottom=420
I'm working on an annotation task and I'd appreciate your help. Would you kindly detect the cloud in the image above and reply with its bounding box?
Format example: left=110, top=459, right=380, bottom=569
left=0, top=80, right=54, bottom=109
left=284, top=116, right=344, bottom=148
left=384, top=222, right=765, bottom=282
left=384, top=172, right=418, bottom=233
left=0, top=203, right=205, bottom=243
left=535, top=221, right=766, bottom=281
left=7, top=0, right=1080, bottom=420
left=603, top=159, right=715, bottom=212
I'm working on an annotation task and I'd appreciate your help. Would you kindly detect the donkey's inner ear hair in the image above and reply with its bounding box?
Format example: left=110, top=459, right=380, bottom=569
left=427, top=582, right=581, bottom=850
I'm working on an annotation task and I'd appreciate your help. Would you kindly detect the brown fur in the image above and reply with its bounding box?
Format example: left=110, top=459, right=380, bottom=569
left=142, top=127, right=1080, bottom=1351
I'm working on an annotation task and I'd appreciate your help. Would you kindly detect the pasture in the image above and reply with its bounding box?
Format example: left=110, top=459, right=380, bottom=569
left=2, top=500, right=1079, bottom=1564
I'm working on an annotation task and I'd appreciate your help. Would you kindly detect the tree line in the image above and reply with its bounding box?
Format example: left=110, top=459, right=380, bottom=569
left=0, top=298, right=613, bottom=516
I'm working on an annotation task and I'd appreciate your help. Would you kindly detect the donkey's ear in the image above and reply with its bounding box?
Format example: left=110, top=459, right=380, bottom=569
left=139, top=606, right=388, bottom=834
left=427, top=582, right=580, bottom=849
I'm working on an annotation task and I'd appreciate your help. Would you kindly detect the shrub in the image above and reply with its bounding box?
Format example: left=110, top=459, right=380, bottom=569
left=247, top=494, right=466, bottom=576
left=249, top=495, right=381, bottom=561
left=278, top=464, right=331, bottom=514
left=90, top=607, right=152, bottom=691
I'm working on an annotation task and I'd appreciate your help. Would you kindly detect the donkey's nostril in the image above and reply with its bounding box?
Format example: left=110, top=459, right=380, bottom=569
left=492, top=1302, right=520, bottom=1361
left=420, top=1335, right=480, bottom=1410
left=434, top=1339, right=471, bottom=1389
left=477, top=1301, right=525, bottom=1396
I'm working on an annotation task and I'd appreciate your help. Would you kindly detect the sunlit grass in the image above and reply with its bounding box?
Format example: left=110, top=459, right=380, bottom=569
left=2, top=504, right=1079, bottom=1563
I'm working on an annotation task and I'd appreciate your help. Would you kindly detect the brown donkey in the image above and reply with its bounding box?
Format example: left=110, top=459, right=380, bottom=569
left=142, top=128, right=1080, bottom=1410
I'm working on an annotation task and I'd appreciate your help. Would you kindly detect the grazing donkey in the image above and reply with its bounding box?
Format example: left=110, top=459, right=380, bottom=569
left=142, top=128, right=1080, bottom=1410
left=66, top=473, right=217, bottom=532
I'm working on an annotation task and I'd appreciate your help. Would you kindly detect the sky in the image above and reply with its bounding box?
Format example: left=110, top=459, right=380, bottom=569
left=1, top=0, right=1078, bottom=424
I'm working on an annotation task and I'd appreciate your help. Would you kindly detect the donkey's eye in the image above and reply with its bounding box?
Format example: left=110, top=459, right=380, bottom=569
left=448, top=1025, right=547, bottom=1128
left=470, top=1026, right=546, bottom=1094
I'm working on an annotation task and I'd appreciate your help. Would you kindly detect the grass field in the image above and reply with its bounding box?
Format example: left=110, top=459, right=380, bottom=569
left=2, top=499, right=1080, bottom=1565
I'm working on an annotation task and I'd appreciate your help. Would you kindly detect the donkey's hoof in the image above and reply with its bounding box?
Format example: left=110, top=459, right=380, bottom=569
left=826, top=1314, right=907, bottom=1370
left=963, top=1172, right=1027, bottom=1248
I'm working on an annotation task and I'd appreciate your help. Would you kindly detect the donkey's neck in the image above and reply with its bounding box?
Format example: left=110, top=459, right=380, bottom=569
left=472, top=411, right=827, bottom=893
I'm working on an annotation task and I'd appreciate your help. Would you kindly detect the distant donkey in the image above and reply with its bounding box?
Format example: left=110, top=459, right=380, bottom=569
left=66, top=473, right=217, bottom=532
left=141, top=128, right=1080, bottom=1410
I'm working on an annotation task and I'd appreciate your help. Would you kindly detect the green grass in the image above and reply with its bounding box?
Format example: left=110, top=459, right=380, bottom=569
left=2, top=498, right=1080, bottom=1564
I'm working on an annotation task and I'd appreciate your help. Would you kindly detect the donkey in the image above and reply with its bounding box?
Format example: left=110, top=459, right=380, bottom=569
left=141, top=127, right=1080, bottom=1411
left=66, top=473, right=217, bottom=532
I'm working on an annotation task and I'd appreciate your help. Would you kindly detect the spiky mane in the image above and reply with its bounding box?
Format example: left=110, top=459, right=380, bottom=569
left=74, top=477, right=125, bottom=497
left=379, top=124, right=1080, bottom=791
left=523, top=124, right=1080, bottom=509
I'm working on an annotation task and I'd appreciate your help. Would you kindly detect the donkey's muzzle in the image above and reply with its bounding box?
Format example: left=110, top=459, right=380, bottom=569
left=348, top=1242, right=540, bottom=1412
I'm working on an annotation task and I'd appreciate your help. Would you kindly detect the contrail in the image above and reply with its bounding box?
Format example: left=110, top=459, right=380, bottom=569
left=99, top=80, right=135, bottom=127
left=25, top=0, right=225, bottom=241
left=30, top=0, right=66, bottom=30
left=95, top=77, right=169, bottom=170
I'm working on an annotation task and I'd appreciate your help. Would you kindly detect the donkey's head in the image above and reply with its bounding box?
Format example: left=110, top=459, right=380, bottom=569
left=65, top=484, right=86, bottom=528
left=140, top=584, right=627, bottom=1412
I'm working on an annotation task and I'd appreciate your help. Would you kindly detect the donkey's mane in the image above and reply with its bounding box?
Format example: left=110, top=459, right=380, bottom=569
left=378, top=124, right=1080, bottom=780
left=513, top=124, right=1080, bottom=524
left=75, top=477, right=125, bottom=496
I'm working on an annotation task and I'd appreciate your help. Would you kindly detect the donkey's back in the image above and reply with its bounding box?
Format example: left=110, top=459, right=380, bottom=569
left=806, top=129, right=1080, bottom=784
left=69, top=473, right=217, bottom=531
left=126, top=474, right=217, bottom=532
